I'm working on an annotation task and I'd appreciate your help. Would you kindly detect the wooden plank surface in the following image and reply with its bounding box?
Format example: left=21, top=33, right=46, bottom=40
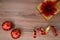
left=0, top=0, right=60, bottom=40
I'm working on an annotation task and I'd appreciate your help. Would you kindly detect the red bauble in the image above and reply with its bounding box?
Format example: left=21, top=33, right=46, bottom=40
left=11, top=29, right=21, bottom=39
left=2, top=21, right=13, bottom=31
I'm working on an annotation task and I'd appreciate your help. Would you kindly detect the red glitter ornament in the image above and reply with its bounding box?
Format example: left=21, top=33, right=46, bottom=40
left=2, top=21, right=13, bottom=31
left=11, top=29, right=21, bottom=39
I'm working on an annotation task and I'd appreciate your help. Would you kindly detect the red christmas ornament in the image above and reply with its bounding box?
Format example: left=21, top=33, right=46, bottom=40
left=11, top=29, right=21, bottom=39
left=2, top=21, right=13, bottom=31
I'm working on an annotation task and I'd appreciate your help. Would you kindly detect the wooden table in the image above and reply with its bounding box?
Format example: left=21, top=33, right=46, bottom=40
left=0, top=0, right=60, bottom=40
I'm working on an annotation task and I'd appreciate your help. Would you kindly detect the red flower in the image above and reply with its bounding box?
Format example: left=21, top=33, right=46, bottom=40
left=40, top=1, right=57, bottom=17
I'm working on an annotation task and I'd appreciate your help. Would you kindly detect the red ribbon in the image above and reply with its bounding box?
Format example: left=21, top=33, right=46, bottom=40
left=33, top=30, right=37, bottom=38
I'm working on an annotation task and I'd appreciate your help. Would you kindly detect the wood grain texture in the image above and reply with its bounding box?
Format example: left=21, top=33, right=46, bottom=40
left=0, top=0, right=60, bottom=40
